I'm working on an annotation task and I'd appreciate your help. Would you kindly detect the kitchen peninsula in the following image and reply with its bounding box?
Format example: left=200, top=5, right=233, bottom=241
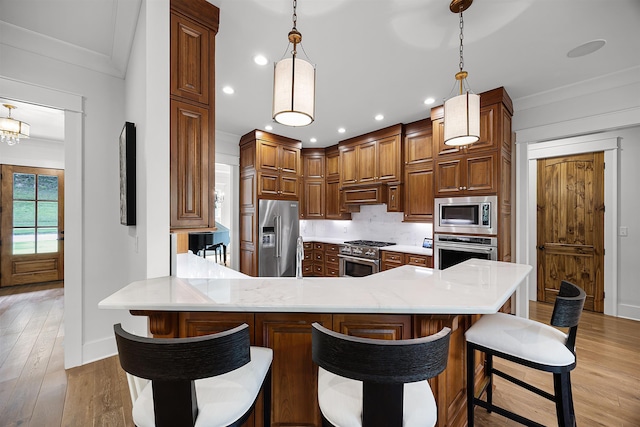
left=100, top=255, right=531, bottom=427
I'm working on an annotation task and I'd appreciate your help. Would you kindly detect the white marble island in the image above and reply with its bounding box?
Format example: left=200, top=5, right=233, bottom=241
left=100, top=258, right=530, bottom=315
left=100, top=256, right=531, bottom=427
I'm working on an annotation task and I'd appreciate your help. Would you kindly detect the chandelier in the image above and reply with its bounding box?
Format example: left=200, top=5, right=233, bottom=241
left=272, top=0, right=316, bottom=127
left=1, top=104, right=30, bottom=146
left=444, top=0, right=480, bottom=146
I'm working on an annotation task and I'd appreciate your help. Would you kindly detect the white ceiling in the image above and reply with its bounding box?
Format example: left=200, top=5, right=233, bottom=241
left=1, top=0, right=639, bottom=147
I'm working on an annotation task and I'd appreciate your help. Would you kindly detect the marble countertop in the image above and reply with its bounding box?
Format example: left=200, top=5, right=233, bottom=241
left=100, top=257, right=531, bottom=315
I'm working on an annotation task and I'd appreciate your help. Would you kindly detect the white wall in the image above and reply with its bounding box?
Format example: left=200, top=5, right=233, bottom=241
left=513, top=66, right=640, bottom=320
left=0, top=137, right=64, bottom=169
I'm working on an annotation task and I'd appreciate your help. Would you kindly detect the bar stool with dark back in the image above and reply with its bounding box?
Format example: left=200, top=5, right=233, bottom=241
left=311, top=323, right=451, bottom=427
left=114, top=323, right=272, bottom=427
left=465, top=280, right=586, bottom=427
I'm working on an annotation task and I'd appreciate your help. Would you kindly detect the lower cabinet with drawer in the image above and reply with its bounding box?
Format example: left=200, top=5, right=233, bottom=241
left=324, top=244, right=340, bottom=277
left=381, top=250, right=433, bottom=270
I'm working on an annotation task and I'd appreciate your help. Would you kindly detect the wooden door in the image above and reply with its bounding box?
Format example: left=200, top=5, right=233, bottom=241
left=537, top=152, right=605, bottom=312
left=170, top=13, right=210, bottom=104
left=435, top=156, right=463, bottom=195
left=1, top=165, right=64, bottom=287
left=465, top=152, right=498, bottom=194
left=405, top=127, right=433, bottom=166
left=279, top=145, right=300, bottom=175
left=304, top=180, right=325, bottom=219
left=404, top=166, right=434, bottom=221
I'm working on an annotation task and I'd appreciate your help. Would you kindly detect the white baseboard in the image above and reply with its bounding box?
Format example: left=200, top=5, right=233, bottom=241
left=82, top=336, right=118, bottom=365
left=617, top=304, right=640, bottom=322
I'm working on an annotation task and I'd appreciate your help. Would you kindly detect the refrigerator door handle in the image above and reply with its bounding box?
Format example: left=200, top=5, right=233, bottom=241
left=275, top=215, right=281, bottom=258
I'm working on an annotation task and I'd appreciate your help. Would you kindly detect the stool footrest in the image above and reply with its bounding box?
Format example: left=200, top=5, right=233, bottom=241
left=493, top=368, right=556, bottom=402
left=474, top=398, right=547, bottom=427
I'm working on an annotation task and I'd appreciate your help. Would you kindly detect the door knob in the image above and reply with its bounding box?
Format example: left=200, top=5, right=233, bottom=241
left=537, top=245, right=545, bottom=250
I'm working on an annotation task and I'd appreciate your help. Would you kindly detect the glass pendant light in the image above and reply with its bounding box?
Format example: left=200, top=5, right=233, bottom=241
left=272, top=0, right=316, bottom=127
left=444, top=0, right=480, bottom=146
left=0, top=104, right=30, bottom=146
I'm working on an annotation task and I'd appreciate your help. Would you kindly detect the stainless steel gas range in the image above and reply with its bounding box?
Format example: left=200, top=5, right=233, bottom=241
left=338, top=240, right=396, bottom=277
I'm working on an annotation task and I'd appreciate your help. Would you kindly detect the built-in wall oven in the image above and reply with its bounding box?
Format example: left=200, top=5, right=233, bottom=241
left=434, top=234, right=497, bottom=270
left=338, top=240, right=395, bottom=277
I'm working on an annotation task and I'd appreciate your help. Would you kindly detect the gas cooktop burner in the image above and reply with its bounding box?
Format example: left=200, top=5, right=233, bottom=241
left=343, top=240, right=396, bottom=247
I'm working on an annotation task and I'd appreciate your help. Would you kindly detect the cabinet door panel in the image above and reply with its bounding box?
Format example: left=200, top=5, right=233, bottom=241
left=404, top=166, right=434, bottom=221
left=325, top=181, right=342, bottom=219
left=170, top=100, right=210, bottom=227
left=377, top=135, right=401, bottom=182
left=325, top=151, right=340, bottom=181
left=304, top=180, right=325, bottom=218
left=280, top=145, right=300, bottom=174
left=170, top=14, right=210, bottom=104
left=304, top=154, right=324, bottom=179
left=387, top=185, right=402, bottom=212
left=434, top=118, right=460, bottom=157
left=466, top=153, right=497, bottom=193
left=257, top=141, right=279, bottom=171
left=279, top=174, right=299, bottom=198
left=357, top=141, right=378, bottom=183
left=405, top=129, right=433, bottom=165
left=179, top=312, right=254, bottom=339
left=256, top=314, right=332, bottom=427
left=257, top=172, right=279, bottom=196
left=332, top=314, right=412, bottom=340
left=340, top=145, right=358, bottom=185
left=467, top=104, right=499, bottom=153
left=435, top=157, right=463, bottom=195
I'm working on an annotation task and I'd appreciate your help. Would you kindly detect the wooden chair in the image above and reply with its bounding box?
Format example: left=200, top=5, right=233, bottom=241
left=465, top=280, right=586, bottom=427
left=114, top=323, right=272, bottom=427
left=311, top=323, right=451, bottom=427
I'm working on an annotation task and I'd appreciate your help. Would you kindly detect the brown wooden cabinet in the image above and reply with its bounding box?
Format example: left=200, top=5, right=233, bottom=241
left=324, top=145, right=352, bottom=219
left=301, top=149, right=325, bottom=219
left=169, top=0, right=218, bottom=231
left=324, top=243, right=340, bottom=277
left=403, top=118, right=435, bottom=222
left=339, top=124, right=403, bottom=188
left=434, top=151, right=498, bottom=196
left=381, top=250, right=433, bottom=270
left=386, top=183, right=403, bottom=212
left=239, top=130, right=302, bottom=276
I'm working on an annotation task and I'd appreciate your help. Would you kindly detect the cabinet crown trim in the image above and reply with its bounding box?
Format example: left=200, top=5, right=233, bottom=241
left=338, top=123, right=403, bottom=148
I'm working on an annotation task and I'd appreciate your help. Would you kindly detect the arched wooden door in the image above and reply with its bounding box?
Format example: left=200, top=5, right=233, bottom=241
left=536, top=152, right=604, bottom=312
left=1, top=165, right=64, bottom=287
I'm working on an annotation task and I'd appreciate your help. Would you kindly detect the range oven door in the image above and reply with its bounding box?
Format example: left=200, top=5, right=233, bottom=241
left=434, top=239, right=497, bottom=270
left=338, top=255, right=380, bottom=277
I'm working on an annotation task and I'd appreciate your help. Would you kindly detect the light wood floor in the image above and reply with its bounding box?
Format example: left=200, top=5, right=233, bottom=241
left=1, top=283, right=639, bottom=426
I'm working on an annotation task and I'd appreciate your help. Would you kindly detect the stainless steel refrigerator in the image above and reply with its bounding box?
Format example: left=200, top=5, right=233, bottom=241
left=258, top=199, right=300, bottom=277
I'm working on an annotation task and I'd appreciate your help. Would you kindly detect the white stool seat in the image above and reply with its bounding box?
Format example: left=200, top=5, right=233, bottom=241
left=465, top=312, right=574, bottom=367
left=132, top=347, right=273, bottom=427
left=317, top=367, right=437, bottom=427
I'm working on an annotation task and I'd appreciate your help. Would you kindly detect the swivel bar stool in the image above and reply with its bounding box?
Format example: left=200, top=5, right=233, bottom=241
left=465, top=280, right=586, bottom=427
left=311, top=322, right=451, bottom=427
left=114, top=323, right=272, bottom=427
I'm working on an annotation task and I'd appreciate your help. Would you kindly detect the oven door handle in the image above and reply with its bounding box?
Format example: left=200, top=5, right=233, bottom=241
left=338, top=254, right=380, bottom=266
left=436, top=243, right=496, bottom=254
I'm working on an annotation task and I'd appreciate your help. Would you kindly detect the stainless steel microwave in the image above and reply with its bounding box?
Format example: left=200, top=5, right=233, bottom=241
left=434, top=196, right=497, bottom=235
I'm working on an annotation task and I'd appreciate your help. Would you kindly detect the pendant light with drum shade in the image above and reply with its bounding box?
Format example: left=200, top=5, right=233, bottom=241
left=444, top=0, right=480, bottom=146
left=1, top=104, right=30, bottom=146
left=272, top=0, right=316, bottom=127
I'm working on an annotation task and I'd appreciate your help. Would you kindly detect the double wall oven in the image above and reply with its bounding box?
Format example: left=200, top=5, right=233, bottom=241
left=338, top=240, right=395, bottom=277
left=434, top=195, right=498, bottom=270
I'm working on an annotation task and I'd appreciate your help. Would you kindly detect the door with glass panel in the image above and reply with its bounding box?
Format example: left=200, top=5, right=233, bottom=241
left=1, top=165, right=64, bottom=287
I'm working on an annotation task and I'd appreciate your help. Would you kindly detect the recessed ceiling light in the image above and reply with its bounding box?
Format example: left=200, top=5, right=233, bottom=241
left=338, top=128, right=346, bottom=134
left=375, top=114, right=384, bottom=121
left=254, top=54, right=268, bottom=66
left=265, top=125, right=273, bottom=131
left=424, top=97, right=435, bottom=105
left=567, top=39, right=606, bottom=58
left=310, top=137, right=317, bottom=143
left=222, top=86, right=235, bottom=94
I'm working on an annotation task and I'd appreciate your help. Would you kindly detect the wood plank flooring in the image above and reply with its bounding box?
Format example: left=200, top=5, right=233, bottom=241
left=1, top=282, right=639, bottom=426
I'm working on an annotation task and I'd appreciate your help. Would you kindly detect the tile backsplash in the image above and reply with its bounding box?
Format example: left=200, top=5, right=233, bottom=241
left=300, top=204, right=432, bottom=246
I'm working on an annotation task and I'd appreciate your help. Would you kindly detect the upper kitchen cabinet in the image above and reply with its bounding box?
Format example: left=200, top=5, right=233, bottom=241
left=403, top=118, right=435, bottom=222
left=325, top=145, right=352, bottom=220
left=301, top=149, right=325, bottom=219
left=239, top=130, right=302, bottom=200
left=339, top=124, right=403, bottom=187
left=169, top=0, right=219, bottom=230
left=431, top=87, right=513, bottom=197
